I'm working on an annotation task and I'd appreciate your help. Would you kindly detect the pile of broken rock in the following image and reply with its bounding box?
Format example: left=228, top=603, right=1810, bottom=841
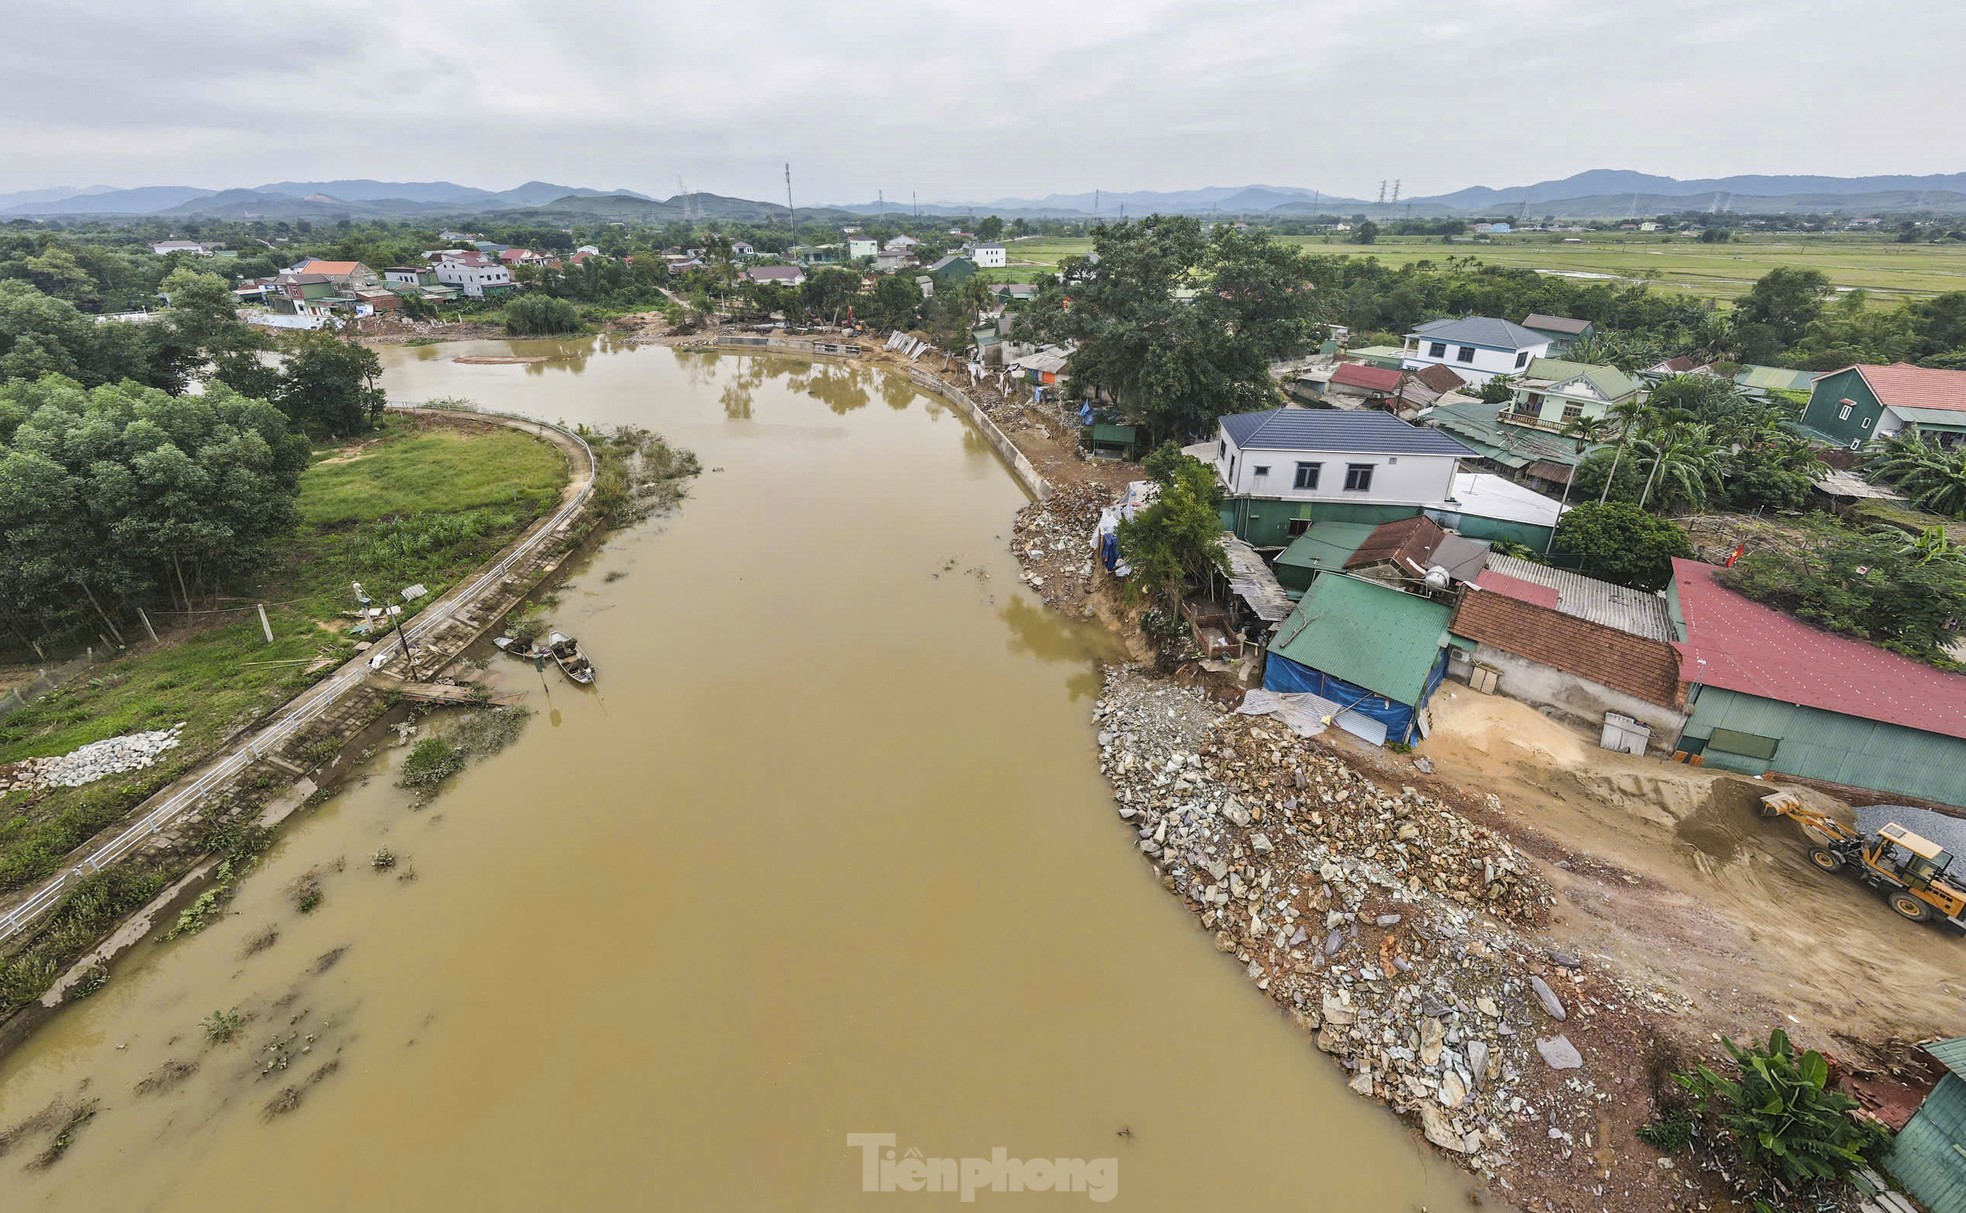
left=1012, top=482, right=1113, bottom=609
left=0, top=724, right=186, bottom=797
left=1094, top=668, right=1647, bottom=1185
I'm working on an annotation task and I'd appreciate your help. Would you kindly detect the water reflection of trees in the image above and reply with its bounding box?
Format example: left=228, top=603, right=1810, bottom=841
left=881, top=373, right=917, bottom=411
left=520, top=336, right=601, bottom=376
left=788, top=361, right=873, bottom=415
left=720, top=360, right=765, bottom=420
left=998, top=596, right=1124, bottom=700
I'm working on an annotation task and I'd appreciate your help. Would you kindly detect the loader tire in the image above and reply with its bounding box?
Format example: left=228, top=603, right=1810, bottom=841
left=1808, top=847, right=1844, bottom=873
left=1889, top=893, right=1935, bottom=923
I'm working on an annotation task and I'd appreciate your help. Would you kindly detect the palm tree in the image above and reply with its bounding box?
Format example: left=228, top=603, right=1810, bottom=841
left=1598, top=397, right=1655, bottom=504
left=1545, top=414, right=1615, bottom=553
left=1866, top=427, right=1966, bottom=519
left=1635, top=422, right=1725, bottom=513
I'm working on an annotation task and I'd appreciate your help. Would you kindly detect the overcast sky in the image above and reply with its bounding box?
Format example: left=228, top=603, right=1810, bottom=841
left=3, top=0, right=1960, bottom=204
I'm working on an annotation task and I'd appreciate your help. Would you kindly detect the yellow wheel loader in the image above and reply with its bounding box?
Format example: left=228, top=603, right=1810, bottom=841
left=1761, top=792, right=1966, bottom=932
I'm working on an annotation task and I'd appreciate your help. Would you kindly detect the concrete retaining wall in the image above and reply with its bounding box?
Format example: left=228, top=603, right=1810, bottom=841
left=905, top=370, right=1051, bottom=503
left=1463, top=643, right=1686, bottom=751
left=710, top=335, right=1050, bottom=503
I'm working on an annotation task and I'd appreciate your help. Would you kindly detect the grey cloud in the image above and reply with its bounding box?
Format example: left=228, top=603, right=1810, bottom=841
left=1, top=0, right=1959, bottom=202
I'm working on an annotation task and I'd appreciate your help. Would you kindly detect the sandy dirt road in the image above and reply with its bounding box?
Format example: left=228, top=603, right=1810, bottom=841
left=1406, top=691, right=1966, bottom=1048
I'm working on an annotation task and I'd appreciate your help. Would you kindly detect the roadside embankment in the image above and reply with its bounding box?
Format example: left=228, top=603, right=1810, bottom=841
left=0, top=405, right=671, bottom=1046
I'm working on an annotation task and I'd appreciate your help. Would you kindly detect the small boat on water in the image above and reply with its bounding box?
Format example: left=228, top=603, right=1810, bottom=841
left=546, top=632, right=595, bottom=685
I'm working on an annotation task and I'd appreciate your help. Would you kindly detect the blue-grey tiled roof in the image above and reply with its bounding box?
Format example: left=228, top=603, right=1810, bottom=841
left=1220, top=408, right=1478, bottom=457
left=1409, top=317, right=1550, bottom=350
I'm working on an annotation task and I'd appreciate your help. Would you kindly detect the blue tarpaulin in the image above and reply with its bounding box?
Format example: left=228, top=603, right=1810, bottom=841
left=1262, top=650, right=1448, bottom=746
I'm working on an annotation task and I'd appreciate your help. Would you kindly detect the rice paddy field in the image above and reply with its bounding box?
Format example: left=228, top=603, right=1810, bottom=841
left=989, top=232, right=1966, bottom=304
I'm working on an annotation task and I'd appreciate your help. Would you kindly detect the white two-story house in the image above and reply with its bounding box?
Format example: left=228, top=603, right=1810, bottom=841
left=1211, top=408, right=1476, bottom=506
left=1401, top=317, right=1551, bottom=386
left=973, top=242, right=1007, bottom=268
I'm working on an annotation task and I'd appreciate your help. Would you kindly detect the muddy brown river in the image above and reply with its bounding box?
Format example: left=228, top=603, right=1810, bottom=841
left=0, top=340, right=1481, bottom=1210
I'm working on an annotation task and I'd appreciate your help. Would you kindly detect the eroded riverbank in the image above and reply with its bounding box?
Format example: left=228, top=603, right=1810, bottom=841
left=0, top=342, right=1484, bottom=1211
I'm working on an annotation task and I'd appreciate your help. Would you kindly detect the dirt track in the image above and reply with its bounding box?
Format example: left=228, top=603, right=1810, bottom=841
left=1411, top=692, right=1966, bottom=1046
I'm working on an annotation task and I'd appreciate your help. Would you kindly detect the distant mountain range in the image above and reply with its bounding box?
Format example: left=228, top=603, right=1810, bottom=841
left=3, top=170, right=1964, bottom=223
left=843, top=171, right=1966, bottom=218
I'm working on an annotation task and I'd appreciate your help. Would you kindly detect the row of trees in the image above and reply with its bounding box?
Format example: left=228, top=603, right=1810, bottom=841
left=0, top=377, right=312, bottom=644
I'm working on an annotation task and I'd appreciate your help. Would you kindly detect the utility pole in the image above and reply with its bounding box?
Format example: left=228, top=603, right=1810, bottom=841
left=1391, top=179, right=1401, bottom=208
left=1377, top=180, right=1387, bottom=212
left=785, top=163, right=795, bottom=231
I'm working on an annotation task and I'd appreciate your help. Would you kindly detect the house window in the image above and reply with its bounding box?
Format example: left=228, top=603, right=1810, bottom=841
left=1838, top=400, right=1854, bottom=421
left=1286, top=517, right=1312, bottom=538
left=1515, top=350, right=1529, bottom=368
left=1428, top=341, right=1447, bottom=358
left=1218, top=439, right=1227, bottom=459
left=1561, top=403, right=1586, bottom=423
left=1862, top=417, right=1871, bottom=429
left=1344, top=463, right=1374, bottom=492
left=1293, top=462, right=1321, bottom=490
left=1456, top=346, right=1476, bottom=363
left=1252, top=465, right=1270, bottom=478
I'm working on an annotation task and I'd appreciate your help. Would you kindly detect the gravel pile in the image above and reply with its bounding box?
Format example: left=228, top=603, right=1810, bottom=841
left=1093, top=668, right=1677, bottom=1186
left=1857, top=804, right=1966, bottom=859
left=0, top=724, right=185, bottom=796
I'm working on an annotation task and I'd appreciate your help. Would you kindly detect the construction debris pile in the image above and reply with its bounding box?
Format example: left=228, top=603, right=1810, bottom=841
left=1012, top=482, right=1113, bottom=610
left=0, top=724, right=185, bottom=796
left=1094, top=669, right=1690, bottom=1200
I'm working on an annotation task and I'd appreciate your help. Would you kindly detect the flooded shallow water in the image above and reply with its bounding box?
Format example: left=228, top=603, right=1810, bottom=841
left=0, top=340, right=1481, bottom=1210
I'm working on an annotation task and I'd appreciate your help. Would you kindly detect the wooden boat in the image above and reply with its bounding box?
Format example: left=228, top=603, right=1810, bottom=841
left=546, top=632, right=595, bottom=685
left=493, top=635, right=541, bottom=659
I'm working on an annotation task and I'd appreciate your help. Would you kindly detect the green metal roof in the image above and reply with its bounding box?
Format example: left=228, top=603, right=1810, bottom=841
left=1890, top=407, right=1966, bottom=431
left=1735, top=364, right=1817, bottom=393
left=1886, top=1066, right=1966, bottom=1213
left=1522, top=357, right=1642, bottom=401
left=1930, top=1037, right=1966, bottom=1082
left=1268, top=575, right=1451, bottom=707
left=1274, top=521, right=1378, bottom=573
left=1423, top=399, right=1592, bottom=467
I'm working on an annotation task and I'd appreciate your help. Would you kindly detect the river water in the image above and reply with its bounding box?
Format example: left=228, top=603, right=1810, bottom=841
left=0, top=340, right=1480, bottom=1210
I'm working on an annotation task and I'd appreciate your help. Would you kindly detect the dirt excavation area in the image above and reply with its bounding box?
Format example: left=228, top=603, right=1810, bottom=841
left=1411, top=691, right=1966, bottom=1048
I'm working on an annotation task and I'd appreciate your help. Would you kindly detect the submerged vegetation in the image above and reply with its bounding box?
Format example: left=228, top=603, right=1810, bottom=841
left=585, top=424, right=701, bottom=526
left=397, top=706, right=533, bottom=792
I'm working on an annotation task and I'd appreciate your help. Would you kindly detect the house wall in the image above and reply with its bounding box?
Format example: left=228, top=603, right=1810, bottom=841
left=1422, top=508, right=1553, bottom=551
left=1464, top=643, right=1685, bottom=748
left=1799, top=368, right=1884, bottom=448
left=1679, top=685, right=1966, bottom=807
left=1215, top=429, right=1461, bottom=505
left=1401, top=337, right=1549, bottom=385
left=974, top=246, right=1007, bottom=268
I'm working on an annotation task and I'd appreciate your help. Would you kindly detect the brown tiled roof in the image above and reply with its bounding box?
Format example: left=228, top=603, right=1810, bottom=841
left=1821, top=362, right=1966, bottom=413
left=1522, top=459, right=1574, bottom=485
left=1451, top=589, right=1685, bottom=708
left=1345, top=515, right=1445, bottom=577
left=1410, top=363, right=1466, bottom=393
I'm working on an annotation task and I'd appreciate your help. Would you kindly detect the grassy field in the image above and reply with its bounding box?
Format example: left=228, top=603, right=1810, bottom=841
left=0, top=416, right=567, bottom=893
left=995, top=232, right=1966, bottom=304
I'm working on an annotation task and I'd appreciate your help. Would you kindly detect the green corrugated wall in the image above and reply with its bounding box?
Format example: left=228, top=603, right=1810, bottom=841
left=1886, top=1073, right=1966, bottom=1213
left=1682, top=687, right=1966, bottom=806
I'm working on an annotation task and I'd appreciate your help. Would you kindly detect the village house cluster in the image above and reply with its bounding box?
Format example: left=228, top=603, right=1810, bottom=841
left=1039, top=310, right=1966, bottom=812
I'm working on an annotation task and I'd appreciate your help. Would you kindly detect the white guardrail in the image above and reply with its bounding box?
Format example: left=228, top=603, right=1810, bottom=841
left=0, top=405, right=595, bottom=943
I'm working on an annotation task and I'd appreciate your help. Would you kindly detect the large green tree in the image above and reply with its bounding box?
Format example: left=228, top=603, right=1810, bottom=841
left=1732, top=266, right=1833, bottom=363
left=1552, top=501, right=1694, bottom=590
left=1015, top=217, right=1322, bottom=439
left=276, top=333, right=385, bottom=435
